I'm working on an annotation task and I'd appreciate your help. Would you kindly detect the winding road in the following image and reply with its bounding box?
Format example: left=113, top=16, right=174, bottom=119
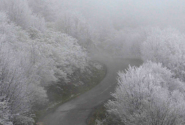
left=40, top=58, right=142, bottom=125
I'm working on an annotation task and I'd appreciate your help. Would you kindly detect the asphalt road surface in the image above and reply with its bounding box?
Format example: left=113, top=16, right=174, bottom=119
left=40, top=58, right=143, bottom=125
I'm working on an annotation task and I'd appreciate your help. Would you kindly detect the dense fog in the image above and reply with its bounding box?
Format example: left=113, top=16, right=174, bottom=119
left=57, top=0, right=185, bottom=29
left=1, top=0, right=185, bottom=125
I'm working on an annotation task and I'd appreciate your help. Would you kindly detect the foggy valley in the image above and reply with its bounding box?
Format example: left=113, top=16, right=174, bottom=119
left=0, top=0, right=185, bottom=125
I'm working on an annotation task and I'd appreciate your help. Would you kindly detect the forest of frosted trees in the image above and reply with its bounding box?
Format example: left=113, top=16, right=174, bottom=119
left=0, top=0, right=89, bottom=124
left=1, top=0, right=185, bottom=125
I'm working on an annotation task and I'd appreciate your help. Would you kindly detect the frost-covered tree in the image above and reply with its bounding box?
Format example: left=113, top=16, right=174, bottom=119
left=141, top=28, right=185, bottom=81
left=55, top=11, right=92, bottom=48
left=28, top=0, right=56, bottom=21
left=0, top=0, right=32, bottom=29
left=0, top=12, right=54, bottom=85
left=102, top=27, right=146, bottom=57
left=0, top=42, right=35, bottom=125
left=106, top=61, right=185, bottom=125
left=0, top=0, right=46, bottom=31
left=34, top=29, right=88, bottom=81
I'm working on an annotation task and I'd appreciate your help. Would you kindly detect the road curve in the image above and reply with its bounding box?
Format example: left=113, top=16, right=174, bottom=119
left=40, top=58, right=143, bottom=125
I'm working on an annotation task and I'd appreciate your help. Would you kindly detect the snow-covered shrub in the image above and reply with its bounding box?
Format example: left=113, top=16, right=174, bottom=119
left=106, top=61, right=185, bottom=125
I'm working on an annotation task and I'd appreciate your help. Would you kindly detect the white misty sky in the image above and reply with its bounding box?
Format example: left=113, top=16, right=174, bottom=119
left=54, top=0, right=185, bottom=31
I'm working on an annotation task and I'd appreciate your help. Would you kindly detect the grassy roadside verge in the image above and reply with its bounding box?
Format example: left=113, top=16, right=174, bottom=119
left=87, top=104, right=107, bottom=125
left=34, top=61, right=107, bottom=123
left=87, top=102, right=123, bottom=125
